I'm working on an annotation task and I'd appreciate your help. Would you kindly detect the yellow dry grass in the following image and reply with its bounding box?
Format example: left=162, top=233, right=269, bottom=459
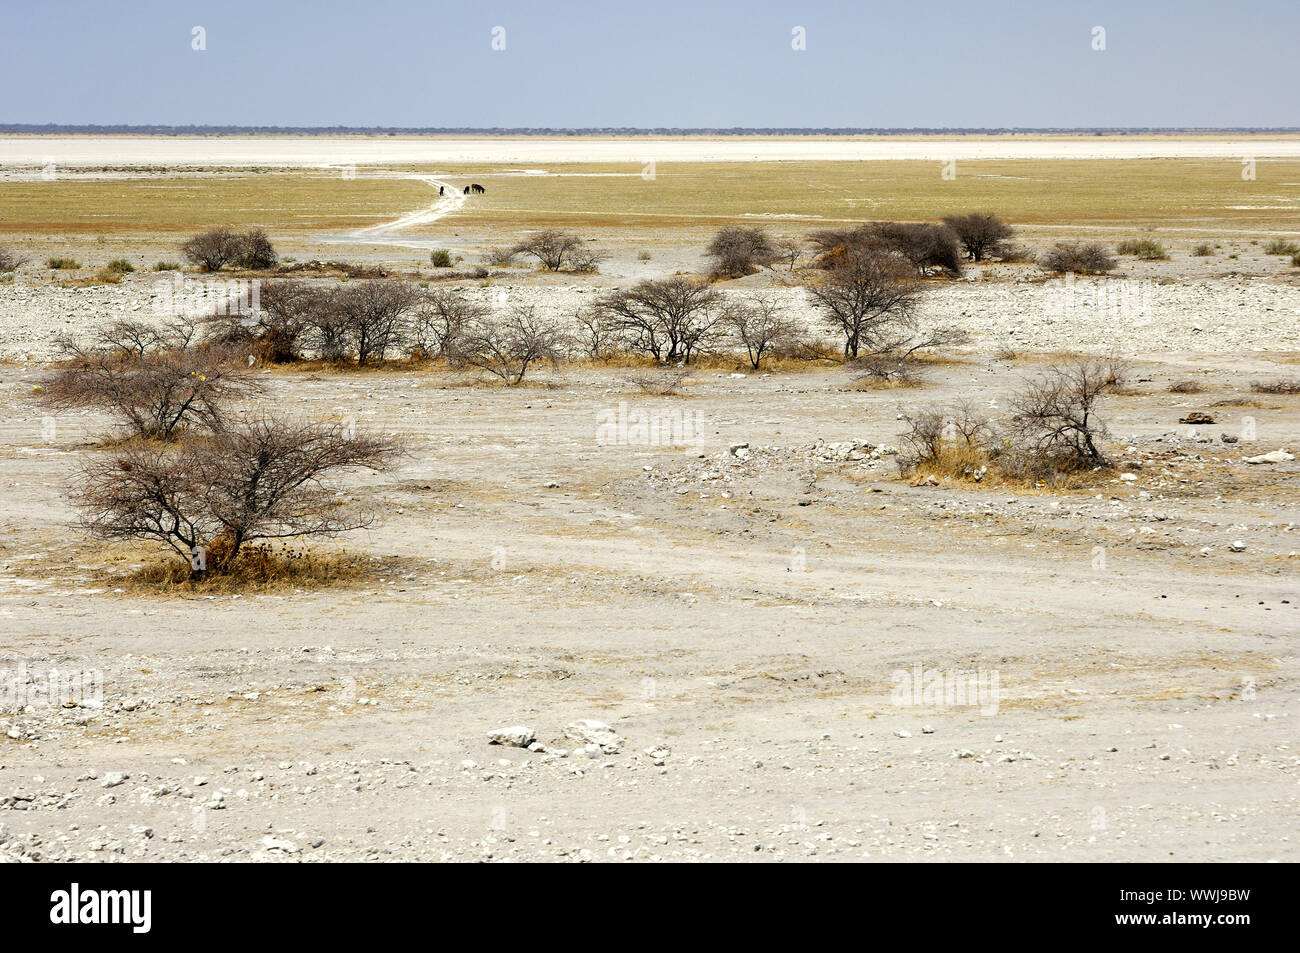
left=3, top=158, right=1298, bottom=241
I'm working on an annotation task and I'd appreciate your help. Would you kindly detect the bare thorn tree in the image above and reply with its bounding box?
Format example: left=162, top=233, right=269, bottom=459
left=71, top=413, right=405, bottom=571
left=724, top=294, right=803, bottom=370
left=333, top=279, right=420, bottom=365
left=460, top=306, right=566, bottom=384
left=941, top=213, right=1015, bottom=262
left=180, top=227, right=242, bottom=272
left=805, top=247, right=922, bottom=359
left=409, top=288, right=488, bottom=364
left=43, top=342, right=262, bottom=440
left=1006, top=357, right=1121, bottom=472
left=774, top=236, right=806, bottom=271
left=511, top=230, right=595, bottom=272
left=595, top=277, right=724, bottom=364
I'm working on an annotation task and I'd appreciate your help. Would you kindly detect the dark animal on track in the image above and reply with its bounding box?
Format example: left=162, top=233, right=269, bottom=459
left=471, top=183, right=486, bottom=194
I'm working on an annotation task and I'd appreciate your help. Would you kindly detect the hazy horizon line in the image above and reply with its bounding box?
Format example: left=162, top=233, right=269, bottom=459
left=5, top=124, right=1300, bottom=138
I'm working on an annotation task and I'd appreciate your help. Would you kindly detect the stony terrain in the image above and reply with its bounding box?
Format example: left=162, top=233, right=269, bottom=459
left=1, top=350, right=1296, bottom=862
left=2, top=269, right=1298, bottom=361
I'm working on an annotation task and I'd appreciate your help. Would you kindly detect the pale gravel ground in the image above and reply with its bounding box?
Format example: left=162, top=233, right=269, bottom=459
left=2, top=272, right=1297, bottom=361
left=0, top=358, right=1296, bottom=863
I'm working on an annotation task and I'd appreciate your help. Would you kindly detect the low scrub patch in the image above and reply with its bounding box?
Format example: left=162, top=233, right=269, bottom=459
left=1251, top=378, right=1300, bottom=395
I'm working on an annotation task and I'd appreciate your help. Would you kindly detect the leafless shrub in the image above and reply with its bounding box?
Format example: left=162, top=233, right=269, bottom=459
left=873, top=222, right=964, bottom=276
left=511, top=230, right=600, bottom=272
left=1167, top=379, right=1205, bottom=394
left=993, top=245, right=1035, bottom=263
left=181, top=228, right=241, bottom=272
left=849, top=353, right=923, bottom=388
left=205, top=279, right=322, bottom=363
left=1250, top=378, right=1300, bottom=395
left=1039, top=242, right=1117, bottom=275
left=595, top=277, right=725, bottom=364
left=629, top=368, right=693, bottom=396
left=809, top=223, right=962, bottom=277
left=409, top=288, right=487, bottom=364
left=0, top=247, right=27, bottom=273
left=332, top=279, right=420, bottom=365
left=43, top=344, right=261, bottom=440
left=460, top=306, right=566, bottom=384
left=705, top=226, right=780, bottom=279
left=71, top=413, right=404, bottom=572
left=724, top=294, right=803, bottom=369
left=81, top=317, right=202, bottom=359
left=774, top=236, right=806, bottom=271
left=567, top=245, right=608, bottom=274
left=1003, top=357, right=1119, bottom=476
left=483, top=247, right=518, bottom=267
left=574, top=306, right=623, bottom=361
left=181, top=227, right=278, bottom=272
left=234, top=228, right=278, bottom=270
left=942, top=213, right=1014, bottom=262
left=897, top=400, right=995, bottom=472
left=805, top=247, right=923, bottom=359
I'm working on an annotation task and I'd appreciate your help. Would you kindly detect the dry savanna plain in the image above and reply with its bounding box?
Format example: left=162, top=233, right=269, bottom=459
left=0, top=136, right=1296, bottom=863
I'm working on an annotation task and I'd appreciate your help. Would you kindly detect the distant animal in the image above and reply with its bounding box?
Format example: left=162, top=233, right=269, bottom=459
left=463, top=186, right=470, bottom=195
left=439, top=185, right=444, bottom=196
left=471, top=183, right=486, bottom=194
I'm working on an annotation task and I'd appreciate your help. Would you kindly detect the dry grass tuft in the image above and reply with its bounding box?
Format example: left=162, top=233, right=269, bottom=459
left=118, top=544, right=376, bottom=595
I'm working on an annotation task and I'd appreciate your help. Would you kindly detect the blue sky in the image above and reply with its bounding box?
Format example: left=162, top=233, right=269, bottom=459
left=2, top=0, right=1295, bottom=127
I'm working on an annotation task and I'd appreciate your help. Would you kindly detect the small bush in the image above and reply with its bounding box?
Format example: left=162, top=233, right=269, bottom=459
left=942, top=212, right=1014, bottom=262
left=92, top=267, right=124, bottom=284
left=47, top=257, right=80, bottom=270
left=1116, top=239, right=1168, bottom=260
left=849, top=353, right=922, bottom=388
left=105, top=258, right=134, bottom=274
left=1292, top=252, right=1300, bottom=268
left=235, top=228, right=278, bottom=270
left=629, top=368, right=693, bottom=396
left=1167, top=380, right=1204, bottom=394
left=1250, top=378, right=1300, bottom=395
left=0, top=247, right=28, bottom=272
left=429, top=249, right=453, bottom=268
left=637, top=250, right=652, bottom=261
left=1264, top=238, right=1300, bottom=256
left=897, top=401, right=995, bottom=476
left=705, top=226, right=779, bottom=279
left=153, top=261, right=181, bottom=271
left=1038, top=243, right=1116, bottom=275
left=1192, top=243, right=1213, bottom=257
left=511, top=230, right=604, bottom=273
